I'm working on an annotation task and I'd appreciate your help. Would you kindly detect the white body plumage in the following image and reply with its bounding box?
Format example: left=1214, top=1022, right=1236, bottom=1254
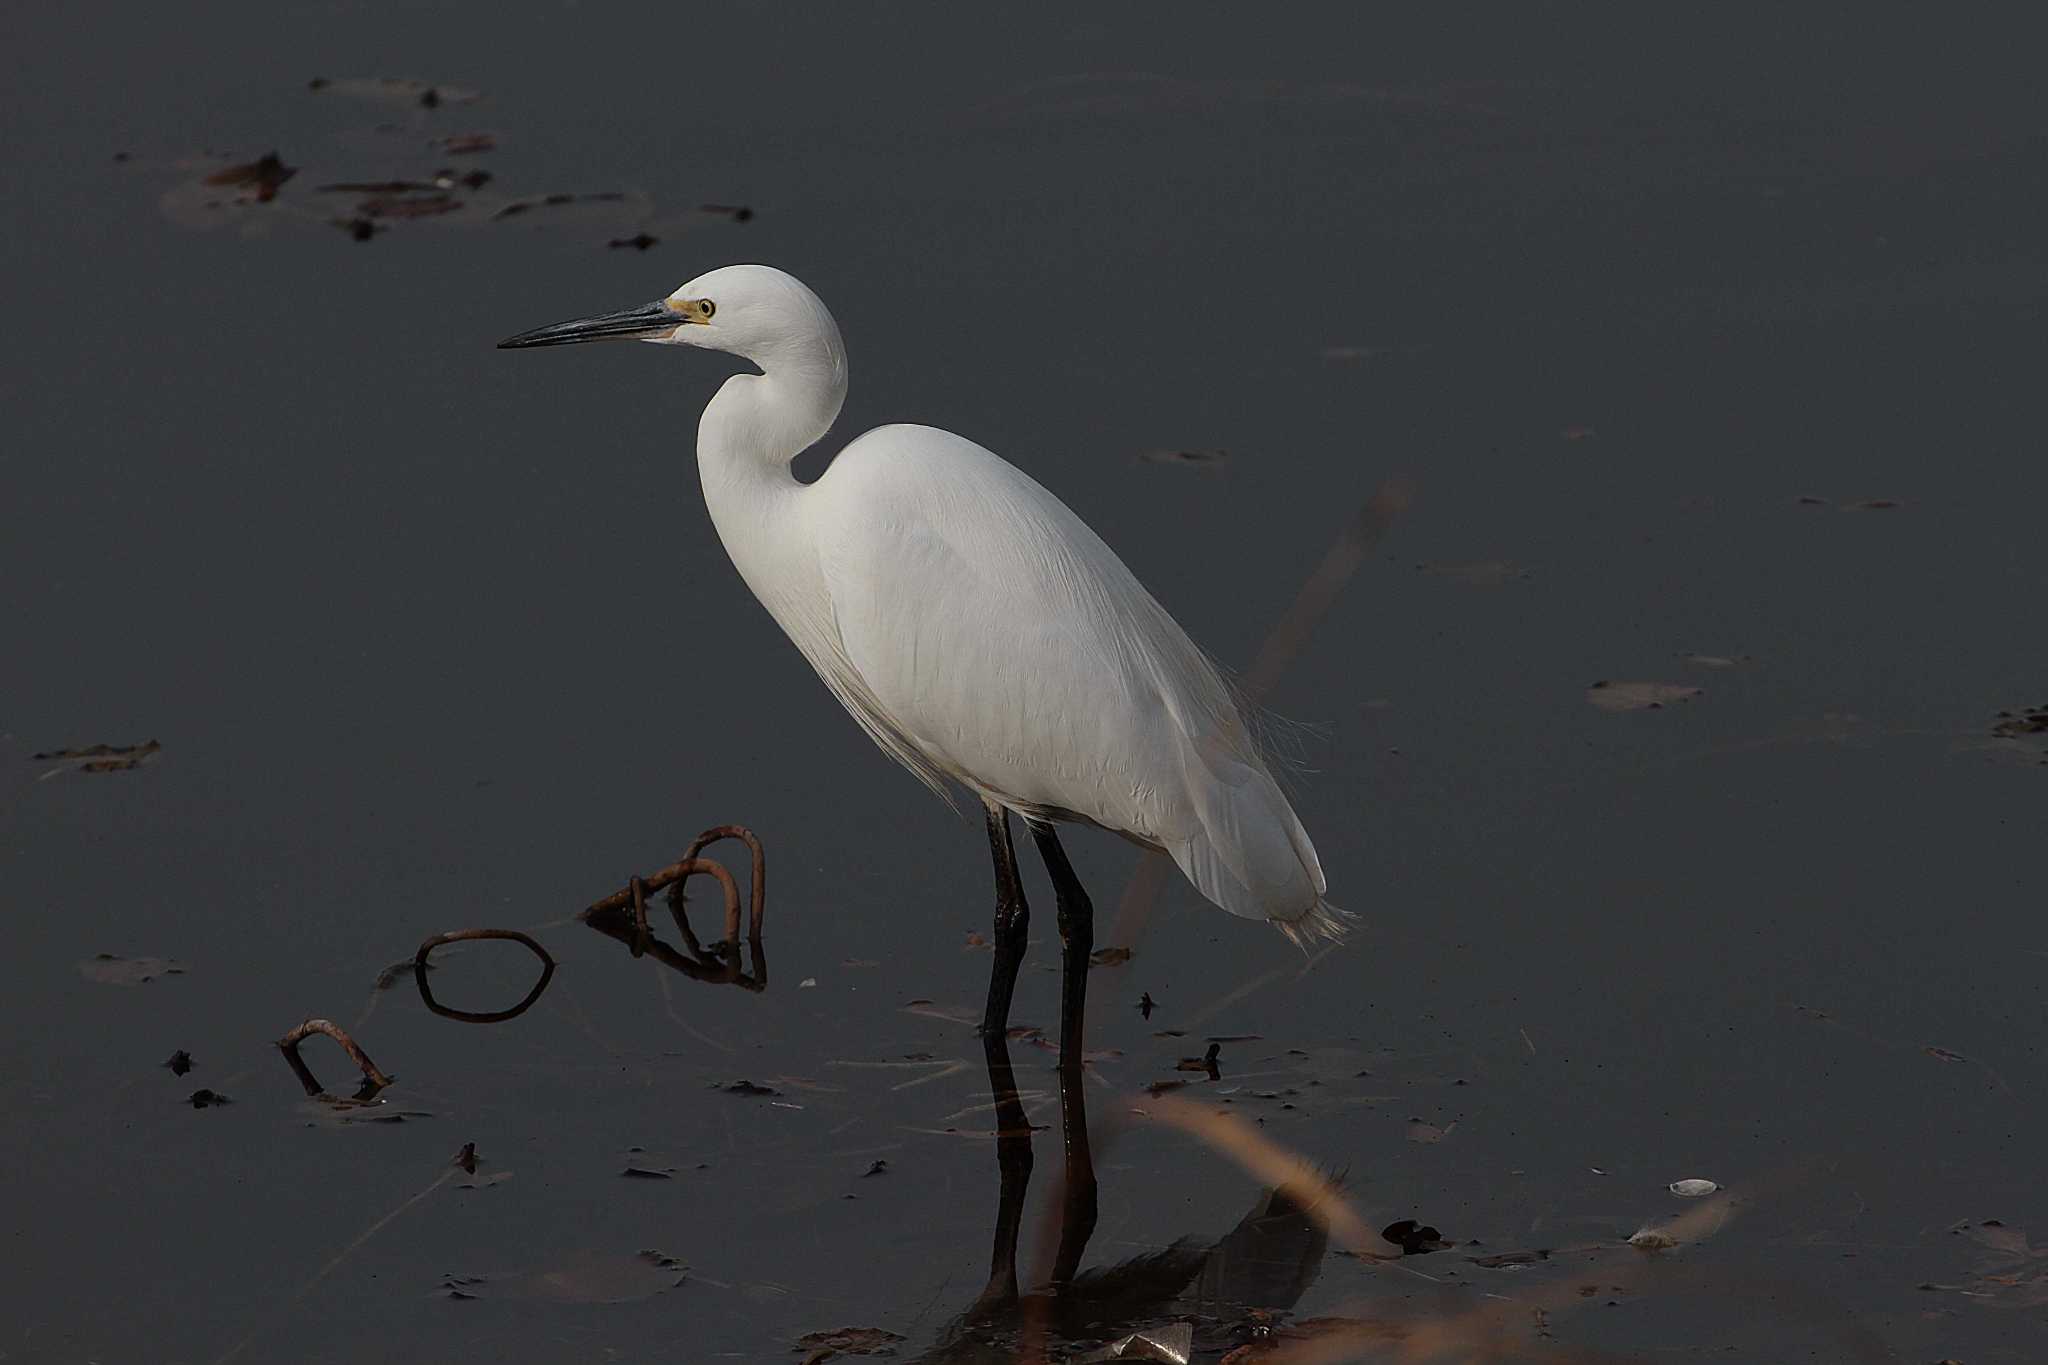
left=506, top=265, right=1343, bottom=944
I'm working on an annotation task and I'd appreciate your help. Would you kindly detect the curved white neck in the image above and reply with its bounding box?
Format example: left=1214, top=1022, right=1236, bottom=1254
left=697, top=368, right=845, bottom=486
left=694, top=345, right=849, bottom=623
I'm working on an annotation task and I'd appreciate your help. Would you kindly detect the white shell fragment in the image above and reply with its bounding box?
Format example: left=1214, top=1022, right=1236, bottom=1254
left=1074, top=1323, right=1193, bottom=1365
left=1668, top=1178, right=1719, bottom=1198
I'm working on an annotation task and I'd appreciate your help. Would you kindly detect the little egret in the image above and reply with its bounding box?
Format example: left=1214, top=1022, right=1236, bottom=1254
left=501, top=266, right=1343, bottom=1281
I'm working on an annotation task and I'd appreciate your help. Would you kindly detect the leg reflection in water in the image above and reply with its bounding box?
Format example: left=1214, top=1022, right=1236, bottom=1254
left=938, top=917, right=1332, bottom=1355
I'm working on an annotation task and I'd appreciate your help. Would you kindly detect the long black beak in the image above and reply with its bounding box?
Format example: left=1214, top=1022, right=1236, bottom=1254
left=497, top=300, right=684, bottom=349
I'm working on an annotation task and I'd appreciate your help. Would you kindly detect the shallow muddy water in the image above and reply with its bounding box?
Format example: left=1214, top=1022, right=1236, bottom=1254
left=4, top=6, right=2046, bottom=1362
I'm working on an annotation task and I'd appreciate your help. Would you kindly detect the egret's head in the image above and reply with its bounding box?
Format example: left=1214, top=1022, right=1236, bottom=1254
left=497, top=263, right=843, bottom=377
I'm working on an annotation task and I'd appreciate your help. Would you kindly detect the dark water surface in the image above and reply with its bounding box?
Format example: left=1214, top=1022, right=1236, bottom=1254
left=5, top=6, right=2045, bottom=1362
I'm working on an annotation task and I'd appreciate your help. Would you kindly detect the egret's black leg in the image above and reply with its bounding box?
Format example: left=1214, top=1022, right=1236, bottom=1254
left=977, top=803, right=1034, bottom=1308
left=1030, top=821, right=1099, bottom=1287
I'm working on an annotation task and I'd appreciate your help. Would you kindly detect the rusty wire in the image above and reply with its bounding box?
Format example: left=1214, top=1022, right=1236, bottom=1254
left=412, top=927, right=558, bottom=1023
left=276, top=1017, right=395, bottom=1098
left=579, top=823, right=767, bottom=991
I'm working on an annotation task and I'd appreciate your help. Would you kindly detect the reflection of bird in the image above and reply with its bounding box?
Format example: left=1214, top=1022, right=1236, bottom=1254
left=501, top=266, right=1344, bottom=1268
left=910, top=1181, right=1334, bottom=1364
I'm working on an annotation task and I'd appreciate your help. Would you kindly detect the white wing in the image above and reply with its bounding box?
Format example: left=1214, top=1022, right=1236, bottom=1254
left=804, top=424, right=1341, bottom=940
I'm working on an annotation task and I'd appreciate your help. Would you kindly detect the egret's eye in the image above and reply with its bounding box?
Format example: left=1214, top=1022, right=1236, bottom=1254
left=698, top=299, right=715, bottom=318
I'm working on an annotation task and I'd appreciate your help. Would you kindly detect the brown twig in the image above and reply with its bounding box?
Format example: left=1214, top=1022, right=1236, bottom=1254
left=275, top=1018, right=394, bottom=1097
left=412, top=927, right=558, bottom=1023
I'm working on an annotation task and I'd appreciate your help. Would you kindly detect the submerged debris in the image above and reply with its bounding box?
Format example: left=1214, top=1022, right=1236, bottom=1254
left=79, top=953, right=184, bottom=985
left=307, top=76, right=484, bottom=107
left=357, top=191, right=463, bottom=219
left=189, top=1088, right=230, bottom=1108
left=446, top=1248, right=687, bottom=1304
left=1404, top=1117, right=1454, bottom=1144
left=202, top=152, right=296, bottom=202
left=1992, top=706, right=2048, bottom=738
left=163, top=1049, right=194, bottom=1076
left=1381, top=1219, right=1453, bottom=1254
left=794, top=1326, right=907, bottom=1360
left=34, top=739, right=161, bottom=775
left=1138, top=448, right=1228, bottom=467
left=1585, top=680, right=1703, bottom=712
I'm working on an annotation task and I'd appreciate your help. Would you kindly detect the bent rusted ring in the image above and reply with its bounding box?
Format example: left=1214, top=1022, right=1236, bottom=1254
left=277, top=1017, right=395, bottom=1097
left=413, top=927, right=557, bottom=1023
left=580, top=825, right=767, bottom=990
left=676, top=823, right=766, bottom=949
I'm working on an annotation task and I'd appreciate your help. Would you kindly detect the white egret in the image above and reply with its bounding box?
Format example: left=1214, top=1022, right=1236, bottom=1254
left=500, top=265, right=1343, bottom=1283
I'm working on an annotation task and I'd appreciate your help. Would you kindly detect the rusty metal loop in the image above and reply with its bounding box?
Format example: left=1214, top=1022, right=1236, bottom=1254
left=675, top=823, right=766, bottom=947
left=277, top=1017, right=395, bottom=1097
left=579, top=824, right=769, bottom=991
left=413, top=927, right=558, bottom=1023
